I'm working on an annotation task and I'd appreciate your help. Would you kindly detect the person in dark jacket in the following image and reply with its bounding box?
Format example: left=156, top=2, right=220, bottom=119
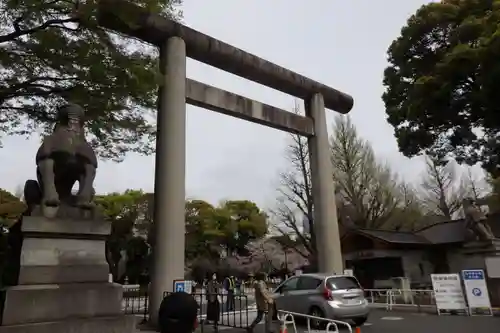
left=224, top=275, right=236, bottom=311
left=158, top=292, right=198, bottom=333
left=205, top=272, right=221, bottom=328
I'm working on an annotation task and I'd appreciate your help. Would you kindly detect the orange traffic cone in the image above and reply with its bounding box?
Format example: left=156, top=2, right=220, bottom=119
left=279, top=323, right=287, bottom=333
left=355, top=327, right=361, bottom=333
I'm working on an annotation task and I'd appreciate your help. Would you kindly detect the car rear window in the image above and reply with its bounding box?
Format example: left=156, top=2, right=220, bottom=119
left=326, top=276, right=360, bottom=290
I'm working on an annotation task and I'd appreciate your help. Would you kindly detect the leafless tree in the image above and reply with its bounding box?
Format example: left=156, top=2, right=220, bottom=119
left=384, top=182, right=425, bottom=231
left=271, top=101, right=315, bottom=260
left=244, top=239, right=284, bottom=273
left=271, top=105, right=422, bottom=262
left=419, top=157, right=468, bottom=219
left=462, top=166, right=489, bottom=201
left=330, top=115, right=418, bottom=229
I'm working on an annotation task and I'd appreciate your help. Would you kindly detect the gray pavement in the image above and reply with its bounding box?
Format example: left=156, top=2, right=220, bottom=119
left=171, top=309, right=500, bottom=333
left=355, top=310, right=499, bottom=333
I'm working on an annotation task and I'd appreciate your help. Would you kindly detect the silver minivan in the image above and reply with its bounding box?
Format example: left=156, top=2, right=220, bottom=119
left=272, top=273, right=369, bottom=328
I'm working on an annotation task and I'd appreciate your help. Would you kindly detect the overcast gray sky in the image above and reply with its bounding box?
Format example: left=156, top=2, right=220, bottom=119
left=1, top=0, right=436, bottom=209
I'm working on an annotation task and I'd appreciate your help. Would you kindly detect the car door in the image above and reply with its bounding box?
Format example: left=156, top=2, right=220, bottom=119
left=273, top=277, right=300, bottom=313
left=294, top=276, right=323, bottom=314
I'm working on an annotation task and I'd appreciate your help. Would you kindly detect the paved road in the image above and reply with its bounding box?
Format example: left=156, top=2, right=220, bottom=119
left=188, top=309, right=500, bottom=333
left=352, top=310, right=499, bottom=333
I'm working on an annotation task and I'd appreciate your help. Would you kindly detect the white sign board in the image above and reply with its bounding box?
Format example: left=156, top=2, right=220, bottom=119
left=462, top=270, right=492, bottom=316
left=294, top=269, right=302, bottom=276
left=430, top=274, right=467, bottom=314
left=343, top=269, right=354, bottom=276
left=173, top=280, right=193, bottom=294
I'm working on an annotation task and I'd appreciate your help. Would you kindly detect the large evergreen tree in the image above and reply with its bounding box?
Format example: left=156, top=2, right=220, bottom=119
left=0, top=0, right=182, bottom=160
left=383, top=0, right=500, bottom=175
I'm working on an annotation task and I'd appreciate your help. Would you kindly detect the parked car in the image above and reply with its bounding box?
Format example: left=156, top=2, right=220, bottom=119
left=272, top=273, right=369, bottom=328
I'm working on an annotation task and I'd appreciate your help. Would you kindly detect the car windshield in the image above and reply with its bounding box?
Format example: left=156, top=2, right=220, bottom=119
left=326, top=276, right=360, bottom=290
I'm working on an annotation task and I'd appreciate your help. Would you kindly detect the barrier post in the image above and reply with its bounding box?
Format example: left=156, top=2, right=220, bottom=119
left=416, top=291, right=422, bottom=313
left=142, top=288, right=149, bottom=323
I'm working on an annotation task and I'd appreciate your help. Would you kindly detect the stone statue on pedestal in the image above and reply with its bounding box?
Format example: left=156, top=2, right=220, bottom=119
left=24, top=103, right=98, bottom=218
left=463, top=198, right=496, bottom=241
left=0, top=103, right=135, bottom=333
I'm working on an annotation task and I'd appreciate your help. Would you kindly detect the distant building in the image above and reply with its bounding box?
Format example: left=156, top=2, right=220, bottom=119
left=341, top=213, right=500, bottom=305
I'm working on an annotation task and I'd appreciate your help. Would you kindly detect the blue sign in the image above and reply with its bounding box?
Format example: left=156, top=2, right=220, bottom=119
left=174, top=281, right=185, bottom=292
left=462, top=270, right=484, bottom=280
left=472, top=288, right=482, bottom=296
left=461, top=269, right=491, bottom=314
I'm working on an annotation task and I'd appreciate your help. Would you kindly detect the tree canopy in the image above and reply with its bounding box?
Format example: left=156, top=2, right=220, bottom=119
left=93, top=190, right=268, bottom=282
left=0, top=0, right=182, bottom=160
left=185, top=200, right=221, bottom=261
left=219, top=200, right=268, bottom=256
left=185, top=199, right=268, bottom=258
left=488, top=176, right=500, bottom=213
left=0, top=187, right=25, bottom=227
left=0, top=188, right=25, bottom=285
left=383, top=0, right=500, bottom=175
left=95, top=189, right=150, bottom=282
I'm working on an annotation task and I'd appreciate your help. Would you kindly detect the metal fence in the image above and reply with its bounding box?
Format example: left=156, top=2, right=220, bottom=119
left=277, top=309, right=352, bottom=333
left=122, top=287, right=149, bottom=322
left=164, top=291, right=252, bottom=332
left=364, top=288, right=436, bottom=312
left=122, top=286, right=254, bottom=325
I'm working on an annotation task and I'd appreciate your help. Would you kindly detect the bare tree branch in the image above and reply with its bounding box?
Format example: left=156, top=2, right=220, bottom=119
left=330, top=115, right=420, bottom=230
left=271, top=104, right=425, bottom=266
left=419, top=157, right=468, bottom=219
left=270, top=101, right=315, bottom=261
left=462, top=166, right=489, bottom=201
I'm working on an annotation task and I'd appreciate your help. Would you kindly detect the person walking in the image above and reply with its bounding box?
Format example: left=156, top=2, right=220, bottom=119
left=235, top=277, right=242, bottom=295
left=205, top=273, right=221, bottom=329
left=224, top=275, right=236, bottom=311
left=247, top=272, right=275, bottom=333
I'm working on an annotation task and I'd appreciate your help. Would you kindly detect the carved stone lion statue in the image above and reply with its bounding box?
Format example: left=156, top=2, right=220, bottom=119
left=463, top=198, right=495, bottom=241
left=24, top=103, right=98, bottom=217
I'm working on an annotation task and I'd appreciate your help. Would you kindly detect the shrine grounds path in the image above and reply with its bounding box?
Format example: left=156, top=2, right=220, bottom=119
left=136, top=309, right=500, bottom=333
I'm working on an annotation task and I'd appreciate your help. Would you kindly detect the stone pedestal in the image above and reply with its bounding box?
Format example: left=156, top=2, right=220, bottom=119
left=0, top=206, right=135, bottom=333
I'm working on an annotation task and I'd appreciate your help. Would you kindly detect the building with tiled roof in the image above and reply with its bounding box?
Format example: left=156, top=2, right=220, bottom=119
left=340, top=213, right=500, bottom=304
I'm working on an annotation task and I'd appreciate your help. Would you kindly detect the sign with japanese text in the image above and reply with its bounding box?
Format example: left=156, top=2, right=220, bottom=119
left=430, top=273, right=467, bottom=314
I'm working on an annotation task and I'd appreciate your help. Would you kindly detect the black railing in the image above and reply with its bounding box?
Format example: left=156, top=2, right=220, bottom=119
left=163, top=291, right=251, bottom=332
left=122, top=287, right=149, bottom=323
left=123, top=287, right=253, bottom=331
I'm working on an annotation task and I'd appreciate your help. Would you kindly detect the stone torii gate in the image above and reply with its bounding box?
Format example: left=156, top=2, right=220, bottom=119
left=98, top=0, right=354, bottom=323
